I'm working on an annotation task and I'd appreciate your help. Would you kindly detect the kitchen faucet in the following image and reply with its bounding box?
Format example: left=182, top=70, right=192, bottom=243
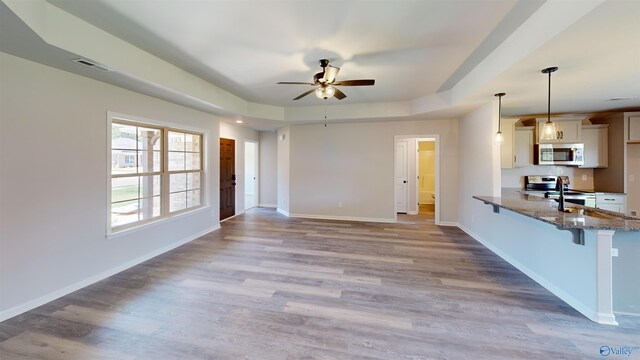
left=556, top=177, right=565, bottom=211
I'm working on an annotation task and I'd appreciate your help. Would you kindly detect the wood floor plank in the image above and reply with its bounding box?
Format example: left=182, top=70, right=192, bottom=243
left=283, top=301, right=413, bottom=330
left=223, top=235, right=284, bottom=244
left=243, top=279, right=342, bottom=298
left=258, top=245, right=414, bottom=264
left=259, top=260, right=345, bottom=274
left=180, top=278, right=275, bottom=298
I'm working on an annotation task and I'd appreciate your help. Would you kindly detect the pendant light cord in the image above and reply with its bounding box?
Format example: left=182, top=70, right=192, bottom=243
left=547, top=70, right=551, bottom=122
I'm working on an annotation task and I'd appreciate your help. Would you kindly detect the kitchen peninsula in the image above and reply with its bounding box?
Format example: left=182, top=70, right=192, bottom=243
left=473, top=189, right=639, bottom=325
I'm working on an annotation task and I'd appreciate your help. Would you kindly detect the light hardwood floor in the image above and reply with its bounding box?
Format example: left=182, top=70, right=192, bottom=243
left=1, top=208, right=638, bottom=359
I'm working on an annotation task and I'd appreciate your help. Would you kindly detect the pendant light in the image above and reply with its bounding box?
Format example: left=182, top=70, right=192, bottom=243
left=495, top=92, right=505, bottom=143
left=541, top=67, right=558, bottom=140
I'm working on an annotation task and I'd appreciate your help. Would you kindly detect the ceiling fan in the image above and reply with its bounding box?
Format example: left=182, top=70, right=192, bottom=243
left=277, top=59, right=375, bottom=100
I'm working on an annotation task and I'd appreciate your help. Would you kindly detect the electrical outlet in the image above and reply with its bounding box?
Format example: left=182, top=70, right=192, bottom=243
left=338, top=202, right=343, bottom=208
left=611, top=248, right=619, bottom=257
left=630, top=175, right=636, bottom=182
left=581, top=174, right=588, bottom=181
left=631, top=210, right=638, bottom=217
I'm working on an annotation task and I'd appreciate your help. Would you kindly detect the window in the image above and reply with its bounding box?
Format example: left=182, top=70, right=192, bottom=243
left=110, top=118, right=203, bottom=231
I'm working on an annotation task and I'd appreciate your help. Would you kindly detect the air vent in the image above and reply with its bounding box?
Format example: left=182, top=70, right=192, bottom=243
left=72, top=58, right=112, bottom=72
left=608, top=97, right=640, bottom=101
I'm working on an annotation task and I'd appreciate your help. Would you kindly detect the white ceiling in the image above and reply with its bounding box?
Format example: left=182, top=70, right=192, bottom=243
left=1, top=0, right=639, bottom=129
left=48, top=0, right=519, bottom=106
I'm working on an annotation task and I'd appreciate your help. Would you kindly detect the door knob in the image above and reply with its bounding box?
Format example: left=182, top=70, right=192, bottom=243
left=403, top=180, right=407, bottom=183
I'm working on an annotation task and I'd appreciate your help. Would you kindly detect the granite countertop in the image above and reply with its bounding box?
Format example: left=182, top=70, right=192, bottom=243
left=474, top=189, right=640, bottom=231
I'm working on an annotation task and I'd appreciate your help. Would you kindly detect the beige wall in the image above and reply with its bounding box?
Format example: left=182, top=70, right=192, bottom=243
left=502, top=166, right=594, bottom=190
left=0, top=52, right=219, bottom=319
left=287, top=118, right=459, bottom=223
left=259, top=131, right=278, bottom=207
left=277, top=127, right=290, bottom=214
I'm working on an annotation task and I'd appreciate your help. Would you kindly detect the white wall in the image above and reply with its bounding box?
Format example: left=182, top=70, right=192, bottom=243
left=219, top=122, right=259, bottom=215
left=0, top=52, right=219, bottom=320
left=277, top=127, right=290, bottom=214
left=457, top=103, right=500, bottom=230
left=287, top=118, right=459, bottom=223
left=259, top=131, right=277, bottom=207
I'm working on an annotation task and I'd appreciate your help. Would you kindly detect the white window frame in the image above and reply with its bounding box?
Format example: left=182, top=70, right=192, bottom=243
left=107, top=112, right=208, bottom=236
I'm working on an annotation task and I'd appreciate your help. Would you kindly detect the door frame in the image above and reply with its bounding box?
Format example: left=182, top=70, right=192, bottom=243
left=244, top=139, right=259, bottom=211
left=393, top=134, right=441, bottom=225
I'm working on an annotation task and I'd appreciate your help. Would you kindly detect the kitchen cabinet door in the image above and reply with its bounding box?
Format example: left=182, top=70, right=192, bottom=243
left=514, top=127, right=534, bottom=167
left=629, top=116, right=640, bottom=141
left=500, top=119, right=517, bottom=169
left=580, top=125, right=608, bottom=168
left=537, top=119, right=583, bottom=143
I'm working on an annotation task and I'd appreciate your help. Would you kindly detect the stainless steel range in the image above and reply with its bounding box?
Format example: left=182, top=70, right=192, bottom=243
left=524, top=175, right=596, bottom=207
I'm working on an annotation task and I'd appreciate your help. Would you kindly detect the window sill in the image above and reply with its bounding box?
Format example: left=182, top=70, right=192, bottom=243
left=106, top=206, right=212, bottom=240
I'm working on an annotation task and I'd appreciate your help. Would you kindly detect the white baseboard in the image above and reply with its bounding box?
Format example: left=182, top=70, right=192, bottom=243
left=0, top=225, right=220, bottom=323
left=437, top=221, right=459, bottom=227
left=614, top=310, right=640, bottom=317
left=288, top=213, right=396, bottom=223
left=458, top=223, right=605, bottom=325
left=259, top=203, right=277, bottom=208
left=277, top=208, right=290, bottom=217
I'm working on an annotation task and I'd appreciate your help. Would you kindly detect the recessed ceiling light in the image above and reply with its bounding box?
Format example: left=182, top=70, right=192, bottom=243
left=235, top=120, right=243, bottom=124
left=608, top=97, right=640, bottom=101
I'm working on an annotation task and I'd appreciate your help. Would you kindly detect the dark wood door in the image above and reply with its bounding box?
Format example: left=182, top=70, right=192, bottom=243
left=220, top=138, right=235, bottom=220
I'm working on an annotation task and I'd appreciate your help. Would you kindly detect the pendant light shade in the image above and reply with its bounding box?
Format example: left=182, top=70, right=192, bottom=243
left=495, top=93, right=505, bottom=143
left=541, top=67, right=558, bottom=140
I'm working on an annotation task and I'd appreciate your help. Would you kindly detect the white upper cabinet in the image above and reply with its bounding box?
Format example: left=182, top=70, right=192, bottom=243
left=536, top=118, right=583, bottom=144
left=500, top=118, right=517, bottom=169
left=580, top=124, right=608, bottom=168
left=514, top=127, right=534, bottom=167
left=629, top=116, right=640, bottom=142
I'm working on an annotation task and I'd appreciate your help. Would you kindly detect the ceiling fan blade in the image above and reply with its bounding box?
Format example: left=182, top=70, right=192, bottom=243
left=292, top=88, right=316, bottom=100
left=277, top=81, right=315, bottom=85
left=333, top=79, right=375, bottom=86
left=322, top=66, right=340, bottom=83
left=333, top=88, right=347, bottom=100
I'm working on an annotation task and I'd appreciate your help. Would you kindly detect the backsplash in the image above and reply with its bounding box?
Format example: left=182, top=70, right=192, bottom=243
left=502, top=165, right=594, bottom=190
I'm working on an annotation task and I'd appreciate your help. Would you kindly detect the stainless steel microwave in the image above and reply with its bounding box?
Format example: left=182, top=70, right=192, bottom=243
left=534, top=143, right=584, bottom=166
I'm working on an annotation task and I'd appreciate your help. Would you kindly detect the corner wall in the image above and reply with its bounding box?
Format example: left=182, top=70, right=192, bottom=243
left=0, top=52, right=219, bottom=320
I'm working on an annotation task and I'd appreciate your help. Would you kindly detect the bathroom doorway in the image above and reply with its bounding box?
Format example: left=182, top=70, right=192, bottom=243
left=417, top=138, right=436, bottom=220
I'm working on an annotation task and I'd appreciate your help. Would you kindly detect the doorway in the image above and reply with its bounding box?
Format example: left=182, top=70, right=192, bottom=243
left=417, top=138, right=436, bottom=220
left=244, top=140, right=258, bottom=211
left=394, top=135, right=440, bottom=224
left=220, top=138, right=235, bottom=220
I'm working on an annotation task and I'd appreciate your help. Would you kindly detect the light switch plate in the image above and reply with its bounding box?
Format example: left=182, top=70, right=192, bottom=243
left=611, top=248, right=619, bottom=257
left=581, top=174, right=587, bottom=181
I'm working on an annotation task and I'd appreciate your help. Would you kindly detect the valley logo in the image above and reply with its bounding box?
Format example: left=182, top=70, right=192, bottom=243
left=600, top=345, right=640, bottom=357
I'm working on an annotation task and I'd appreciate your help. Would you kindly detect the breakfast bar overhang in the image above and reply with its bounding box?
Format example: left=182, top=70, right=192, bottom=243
left=472, top=190, right=640, bottom=325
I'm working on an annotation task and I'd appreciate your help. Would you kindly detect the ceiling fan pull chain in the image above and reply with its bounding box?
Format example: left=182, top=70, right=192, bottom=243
left=324, top=99, right=327, bottom=126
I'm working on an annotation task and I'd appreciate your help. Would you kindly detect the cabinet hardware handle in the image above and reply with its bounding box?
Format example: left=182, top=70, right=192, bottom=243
left=605, top=198, right=615, bottom=201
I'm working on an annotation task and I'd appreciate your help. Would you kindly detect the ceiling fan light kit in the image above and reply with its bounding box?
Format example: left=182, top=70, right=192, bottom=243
left=278, top=59, right=375, bottom=101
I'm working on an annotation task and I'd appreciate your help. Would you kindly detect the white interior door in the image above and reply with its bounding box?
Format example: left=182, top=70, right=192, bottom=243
left=244, top=141, right=257, bottom=210
left=395, top=140, right=408, bottom=213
